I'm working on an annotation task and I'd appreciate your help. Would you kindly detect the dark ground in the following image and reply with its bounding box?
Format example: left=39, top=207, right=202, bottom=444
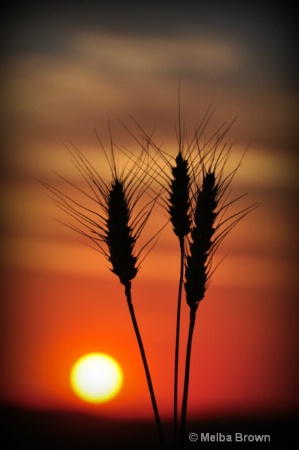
left=0, top=405, right=297, bottom=449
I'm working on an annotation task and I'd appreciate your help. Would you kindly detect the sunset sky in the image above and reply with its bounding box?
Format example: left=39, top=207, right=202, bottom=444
left=1, top=1, right=298, bottom=422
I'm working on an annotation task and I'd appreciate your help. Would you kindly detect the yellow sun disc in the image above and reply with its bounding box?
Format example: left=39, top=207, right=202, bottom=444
left=70, top=353, right=123, bottom=403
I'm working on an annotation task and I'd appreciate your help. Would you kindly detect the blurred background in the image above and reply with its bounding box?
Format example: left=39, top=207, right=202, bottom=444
left=1, top=0, right=298, bottom=448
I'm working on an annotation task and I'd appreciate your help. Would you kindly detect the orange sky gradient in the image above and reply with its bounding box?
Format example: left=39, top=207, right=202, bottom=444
left=1, top=2, right=298, bottom=422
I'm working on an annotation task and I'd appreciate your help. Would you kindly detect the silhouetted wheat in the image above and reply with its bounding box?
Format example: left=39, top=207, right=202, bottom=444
left=179, top=123, right=258, bottom=449
left=42, top=132, right=165, bottom=448
left=106, top=177, right=138, bottom=284
left=168, top=152, right=191, bottom=239
left=168, top=151, right=191, bottom=446
left=184, top=171, right=217, bottom=307
left=122, top=115, right=192, bottom=447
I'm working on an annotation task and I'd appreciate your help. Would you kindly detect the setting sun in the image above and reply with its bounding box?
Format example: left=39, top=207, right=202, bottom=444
left=70, top=353, right=123, bottom=403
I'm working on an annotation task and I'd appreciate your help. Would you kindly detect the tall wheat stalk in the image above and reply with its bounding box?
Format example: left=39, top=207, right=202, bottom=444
left=121, top=118, right=190, bottom=447
left=178, top=123, right=257, bottom=449
left=42, top=131, right=165, bottom=448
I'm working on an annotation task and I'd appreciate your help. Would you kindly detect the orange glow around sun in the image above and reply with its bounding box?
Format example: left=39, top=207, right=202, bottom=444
left=70, top=353, right=124, bottom=404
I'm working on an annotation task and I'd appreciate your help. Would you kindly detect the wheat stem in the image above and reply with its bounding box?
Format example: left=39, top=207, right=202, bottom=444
left=173, top=236, right=185, bottom=449
left=124, top=282, right=165, bottom=448
left=179, top=306, right=196, bottom=449
left=167, top=150, right=191, bottom=448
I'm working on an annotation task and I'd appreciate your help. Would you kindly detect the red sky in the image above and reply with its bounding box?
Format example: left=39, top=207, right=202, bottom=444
left=1, top=2, right=298, bottom=422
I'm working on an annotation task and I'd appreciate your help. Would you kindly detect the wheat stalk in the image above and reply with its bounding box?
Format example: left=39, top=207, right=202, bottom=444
left=42, top=130, right=165, bottom=448
left=168, top=150, right=191, bottom=447
left=179, top=123, right=258, bottom=449
left=121, top=114, right=192, bottom=448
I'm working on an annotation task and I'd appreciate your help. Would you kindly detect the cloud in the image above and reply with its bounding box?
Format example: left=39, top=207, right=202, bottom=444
left=72, top=31, right=248, bottom=82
